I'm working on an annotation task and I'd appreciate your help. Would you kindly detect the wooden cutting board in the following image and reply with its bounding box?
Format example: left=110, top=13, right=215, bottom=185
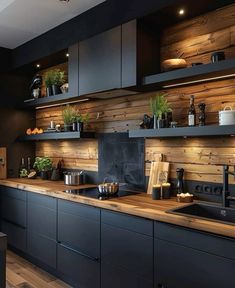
left=0, top=147, right=7, bottom=179
left=147, top=161, right=170, bottom=194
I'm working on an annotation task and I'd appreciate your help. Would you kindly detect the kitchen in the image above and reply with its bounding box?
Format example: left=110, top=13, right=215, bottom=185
left=0, top=0, right=235, bottom=287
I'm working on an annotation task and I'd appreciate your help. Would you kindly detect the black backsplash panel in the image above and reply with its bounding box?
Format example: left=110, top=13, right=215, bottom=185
left=98, top=133, right=145, bottom=191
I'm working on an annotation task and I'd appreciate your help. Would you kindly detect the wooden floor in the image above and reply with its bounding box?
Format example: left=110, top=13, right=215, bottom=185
left=6, top=250, right=71, bottom=288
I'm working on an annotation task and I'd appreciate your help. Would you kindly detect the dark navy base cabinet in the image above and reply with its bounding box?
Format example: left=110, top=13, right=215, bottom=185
left=154, top=222, right=235, bottom=288
left=101, top=210, right=154, bottom=288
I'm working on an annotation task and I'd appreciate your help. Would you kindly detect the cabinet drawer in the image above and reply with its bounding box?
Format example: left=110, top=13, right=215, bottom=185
left=2, top=220, right=26, bottom=252
left=101, top=223, right=153, bottom=281
left=101, top=210, right=153, bottom=236
left=57, top=244, right=100, bottom=288
left=101, top=262, right=153, bottom=288
left=1, top=196, right=26, bottom=227
left=155, top=239, right=235, bottom=288
left=28, top=232, right=56, bottom=269
left=28, top=194, right=56, bottom=240
left=0, top=187, right=26, bottom=201
left=155, top=222, right=235, bottom=261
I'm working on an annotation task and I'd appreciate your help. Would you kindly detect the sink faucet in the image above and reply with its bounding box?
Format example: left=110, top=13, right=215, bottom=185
left=222, top=165, right=235, bottom=207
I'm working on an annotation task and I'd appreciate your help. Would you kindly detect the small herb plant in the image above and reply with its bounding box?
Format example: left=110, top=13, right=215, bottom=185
left=33, top=157, right=53, bottom=172
left=44, top=71, right=53, bottom=88
left=62, top=105, right=76, bottom=125
left=150, top=93, right=172, bottom=119
left=75, top=111, right=90, bottom=124
left=44, top=69, right=65, bottom=87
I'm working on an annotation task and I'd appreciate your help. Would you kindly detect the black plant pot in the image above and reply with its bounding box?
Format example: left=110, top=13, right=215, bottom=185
left=64, top=124, right=73, bottom=132
left=77, top=122, right=84, bottom=132
left=52, top=84, right=62, bottom=95
left=165, top=112, right=173, bottom=128
left=46, top=87, right=53, bottom=97
left=40, top=171, right=48, bottom=180
left=72, top=122, right=77, bottom=132
left=157, top=119, right=164, bottom=129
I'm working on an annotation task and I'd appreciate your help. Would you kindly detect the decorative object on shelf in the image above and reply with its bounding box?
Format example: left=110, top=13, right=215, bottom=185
left=150, top=93, right=172, bottom=129
left=30, top=74, right=42, bottom=99
left=33, top=157, right=53, bottom=180
left=188, top=95, right=196, bottom=126
left=211, top=51, right=225, bottom=63
left=139, top=114, right=152, bottom=129
left=44, top=69, right=65, bottom=96
left=60, top=83, right=69, bottom=94
left=26, top=128, right=43, bottom=135
left=219, top=106, right=235, bottom=126
left=72, top=111, right=90, bottom=132
left=191, top=62, right=203, bottom=66
left=198, top=102, right=206, bottom=126
left=176, top=168, right=184, bottom=194
left=170, top=121, right=178, bottom=128
left=161, top=58, right=187, bottom=72
left=62, top=105, right=76, bottom=132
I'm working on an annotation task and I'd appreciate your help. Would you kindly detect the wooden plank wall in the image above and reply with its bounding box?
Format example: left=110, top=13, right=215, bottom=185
left=36, top=4, right=235, bottom=184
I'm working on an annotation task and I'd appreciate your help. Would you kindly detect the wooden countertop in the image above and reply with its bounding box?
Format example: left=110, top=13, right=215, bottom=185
left=0, top=178, right=234, bottom=238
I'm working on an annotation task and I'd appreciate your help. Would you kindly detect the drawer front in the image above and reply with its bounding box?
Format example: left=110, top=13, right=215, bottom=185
left=155, top=239, right=235, bottom=288
left=58, top=209, right=100, bottom=258
left=28, top=195, right=56, bottom=240
left=2, top=220, right=26, bottom=252
left=101, top=210, right=153, bottom=236
left=28, top=232, right=56, bottom=269
left=28, top=192, right=56, bottom=209
left=101, top=223, right=153, bottom=281
left=155, top=222, right=235, bottom=261
left=58, top=199, right=100, bottom=221
left=57, top=244, right=100, bottom=288
left=1, top=196, right=26, bottom=227
left=101, top=262, right=153, bottom=288
left=0, top=187, right=26, bottom=201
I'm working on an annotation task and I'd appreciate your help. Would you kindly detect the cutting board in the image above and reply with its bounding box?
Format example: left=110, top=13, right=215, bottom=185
left=147, top=161, right=170, bottom=194
left=0, top=147, right=7, bottom=179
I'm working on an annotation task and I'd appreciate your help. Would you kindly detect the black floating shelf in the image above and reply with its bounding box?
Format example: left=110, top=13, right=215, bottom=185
left=143, top=58, right=235, bottom=89
left=129, top=125, right=235, bottom=138
left=18, top=132, right=95, bottom=141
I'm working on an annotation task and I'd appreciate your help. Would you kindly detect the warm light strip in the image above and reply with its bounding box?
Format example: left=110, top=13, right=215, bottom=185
left=35, top=98, right=90, bottom=110
left=162, top=73, right=235, bottom=88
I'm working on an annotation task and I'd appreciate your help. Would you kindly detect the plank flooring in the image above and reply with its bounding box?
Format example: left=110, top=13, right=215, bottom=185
left=6, top=250, right=71, bottom=288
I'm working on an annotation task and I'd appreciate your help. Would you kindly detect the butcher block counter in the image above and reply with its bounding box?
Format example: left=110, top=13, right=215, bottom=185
left=0, top=178, right=235, bottom=238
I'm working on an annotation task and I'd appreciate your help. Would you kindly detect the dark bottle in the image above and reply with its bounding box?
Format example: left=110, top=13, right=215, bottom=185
left=188, top=95, right=196, bottom=126
left=198, top=103, right=206, bottom=126
left=27, top=157, right=31, bottom=172
left=176, top=168, right=184, bottom=194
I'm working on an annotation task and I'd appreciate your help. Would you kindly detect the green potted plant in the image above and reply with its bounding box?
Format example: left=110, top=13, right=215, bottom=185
left=51, top=69, right=65, bottom=95
left=33, top=157, right=53, bottom=180
left=73, top=111, right=90, bottom=132
left=62, top=105, right=76, bottom=132
left=150, top=93, right=172, bottom=129
left=44, top=71, right=53, bottom=96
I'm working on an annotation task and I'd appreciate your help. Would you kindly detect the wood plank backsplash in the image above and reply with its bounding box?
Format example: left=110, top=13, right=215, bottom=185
left=36, top=4, right=235, bottom=184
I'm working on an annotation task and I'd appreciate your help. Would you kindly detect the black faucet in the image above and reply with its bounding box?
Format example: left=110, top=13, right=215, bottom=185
left=222, top=165, right=235, bottom=207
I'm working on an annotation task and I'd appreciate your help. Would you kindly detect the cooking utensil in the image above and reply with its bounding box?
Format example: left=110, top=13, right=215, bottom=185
left=64, top=171, right=84, bottom=186
left=219, top=106, right=235, bottom=125
left=0, top=148, right=7, bottom=179
left=98, top=182, right=119, bottom=195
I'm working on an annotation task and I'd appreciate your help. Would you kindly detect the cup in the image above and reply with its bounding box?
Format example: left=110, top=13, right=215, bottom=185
left=162, top=183, right=171, bottom=199
left=219, top=107, right=235, bottom=126
left=152, top=185, right=161, bottom=200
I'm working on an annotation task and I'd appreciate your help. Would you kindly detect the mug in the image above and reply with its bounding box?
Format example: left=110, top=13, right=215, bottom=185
left=219, top=107, right=235, bottom=126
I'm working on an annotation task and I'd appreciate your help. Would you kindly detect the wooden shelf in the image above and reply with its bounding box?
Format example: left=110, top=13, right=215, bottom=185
left=129, top=125, right=235, bottom=138
left=18, top=132, right=95, bottom=141
left=142, top=59, right=235, bottom=89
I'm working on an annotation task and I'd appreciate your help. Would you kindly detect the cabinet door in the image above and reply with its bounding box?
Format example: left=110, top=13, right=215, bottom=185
left=27, top=193, right=57, bottom=268
left=58, top=199, right=100, bottom=258
left=101, top=210, right=153, bottom=287
left=155, top=239, right=235, bottom=288
left=79, top=26, right=121, bottom=95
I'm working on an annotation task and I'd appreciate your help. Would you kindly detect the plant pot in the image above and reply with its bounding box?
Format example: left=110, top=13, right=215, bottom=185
left=52, top=84, right=61, bottom=95
left=157, top=119, right=164, bottom=129
left=77, top=122, right=84, bottom=132
left=164, top=112, right=173, bottom=128
left=153, top=115, right=157, bottom=129
left=64, top=124, right=73, bottom=132
left=46, top=87, right=53, bottom=97
left=72, top=122, right=77, bottom=132
left=39, top=171, right=48, bottom=180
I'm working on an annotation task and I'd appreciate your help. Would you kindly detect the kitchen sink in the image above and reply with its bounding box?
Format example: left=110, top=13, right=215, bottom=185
left=168, top=203, right=235, bottom=225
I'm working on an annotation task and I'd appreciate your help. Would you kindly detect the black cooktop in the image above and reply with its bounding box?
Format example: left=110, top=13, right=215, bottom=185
left=63, top=187, right=140, bottom=200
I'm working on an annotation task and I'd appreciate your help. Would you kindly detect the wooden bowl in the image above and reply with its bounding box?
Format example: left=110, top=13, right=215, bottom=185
left=177, top=195, right=194, bottom=203
left=161, top=59, right=187, bottom=72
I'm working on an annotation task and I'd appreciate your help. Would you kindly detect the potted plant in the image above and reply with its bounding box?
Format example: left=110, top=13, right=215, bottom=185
left=150, top=93, right=172, bottom=129
left=62, top=105, right=76, bottom=132
left=73, top=111, right=90, bottom=132
left=51, top=69, right=65, bottom=95
left=44, top=71, right=53, bottom=96
left=33, top=157, right=53, bottom=180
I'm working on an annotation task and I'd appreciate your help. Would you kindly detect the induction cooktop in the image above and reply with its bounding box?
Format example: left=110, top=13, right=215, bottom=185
left=63, top=187, right=140, bottom=200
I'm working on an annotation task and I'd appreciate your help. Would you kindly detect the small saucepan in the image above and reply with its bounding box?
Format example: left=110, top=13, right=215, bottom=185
left=98, top=182, right=119, bottom=196
left=64, top=171, right=83, bottom=186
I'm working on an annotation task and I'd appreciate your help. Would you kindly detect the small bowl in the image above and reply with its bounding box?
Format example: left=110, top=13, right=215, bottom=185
left=177, top=195, right=194, bottom=203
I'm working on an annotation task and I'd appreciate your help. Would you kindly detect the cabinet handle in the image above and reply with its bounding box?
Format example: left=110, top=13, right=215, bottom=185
left=58, top=242, right=99, bottom=262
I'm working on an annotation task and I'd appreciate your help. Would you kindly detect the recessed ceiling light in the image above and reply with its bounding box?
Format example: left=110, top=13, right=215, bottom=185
left=178, top=9, right=185, bottom=16
left=66, top=53, right=69, bottom=57
left=36, top=64, right=40, bottom=68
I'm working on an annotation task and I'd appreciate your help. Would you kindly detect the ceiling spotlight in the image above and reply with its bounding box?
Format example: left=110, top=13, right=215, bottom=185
left=36, top=64, right=40, bottom=68
left=178, top=9, right=185, bottom=16
left=66, top=53, right=69, bottom=57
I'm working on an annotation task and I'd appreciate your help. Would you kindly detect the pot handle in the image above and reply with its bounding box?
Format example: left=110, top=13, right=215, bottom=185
left=224, top=106, right=233, bottom=111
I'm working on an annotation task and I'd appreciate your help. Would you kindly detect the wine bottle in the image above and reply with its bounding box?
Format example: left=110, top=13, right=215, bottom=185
left=188, top=95, right=196, bottom=126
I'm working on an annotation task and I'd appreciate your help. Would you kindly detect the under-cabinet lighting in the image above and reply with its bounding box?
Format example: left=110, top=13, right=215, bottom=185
left=162, top=73, right=235, bottom=88
left=35, top=98, right=90, bottom=110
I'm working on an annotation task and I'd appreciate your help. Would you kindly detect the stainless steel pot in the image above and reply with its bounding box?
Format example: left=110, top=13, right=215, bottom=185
left=98, top=182, right=119, bottom=195
left=64, top=171, right=83, bottom=186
